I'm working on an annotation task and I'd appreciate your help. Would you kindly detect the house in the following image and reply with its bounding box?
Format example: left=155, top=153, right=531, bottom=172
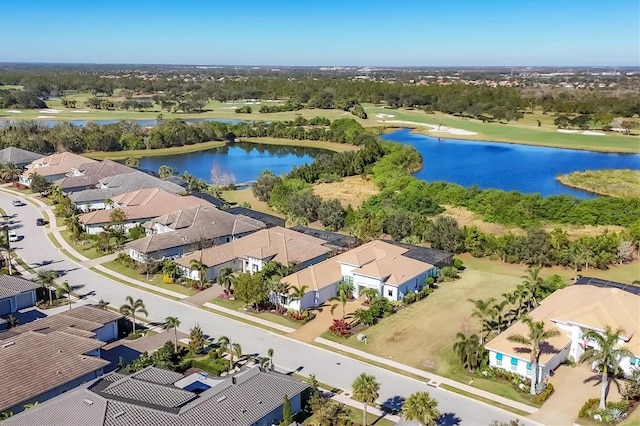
left=1, top=304, right=122, bottom=343
left=280, top=240, right=439, bottom=311
left=0, top=147, right=44, bottom=169
left=381, top=240, right=454, bottom=270
left=176, top=226, right=332, bottom=282
left=126, top=205, right=266, bottom=263
left=226, top=206, right=286, bottom=228
left=0, top=330, right=110, bottom=414
left=53, top=160, right=136, bottom=193
left=290, top=226, right=360, bottom=252
left=0, top=275, right=39, bottom=322
left=69, top=171, right=186, bottom=212
left=19, top=152, right=96, bottom=186
left=78, top=188, right=210, bottom=235
left=2, top=366, right=308, bottom=426
left=485, top=284, right=640, bottom=385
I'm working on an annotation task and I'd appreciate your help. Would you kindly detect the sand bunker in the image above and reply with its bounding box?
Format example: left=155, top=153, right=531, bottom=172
left=39, top=109, right=62, bottom=114
left=5, top=110, right=22, bottom=113
left=219, top=106, right=238, bottom=109
left=71, top=110, right=89, bottom=113
left=379, top=120, right=478, bottom=136
left=376, top=113, right=395, bottom=118
left=557, top=129, right=578, bottom=133
left=582, top=131, right=605, bottom=136
left=36, top=115, right=56, bottom=119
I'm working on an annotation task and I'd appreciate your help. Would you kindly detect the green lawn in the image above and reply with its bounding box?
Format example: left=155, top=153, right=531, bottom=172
left=300, top=406, right=395, bottom=426
left=365, top=106, right=640, bottom=153
left=101, top=260, right=197, bottom=296
left=83, top=140, right=226, bottom=160
left=240, top=137, right=359, bottom=153
left=556, top=169, right=640, bottom=198
left=209, top=297, right=301, bottom=329
left=58, top=230, right=104, bottom=260
left=222, top=187, right=281, bottom=216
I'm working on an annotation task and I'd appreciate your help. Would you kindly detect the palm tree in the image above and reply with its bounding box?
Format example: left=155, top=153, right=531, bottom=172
left=162, top=260, right=180, bottom=282
left=34, top=269, right=58, bottom=305
left=119, top=296, right=148, bottom=334
left=55, top=280, right=73, bottom=310
left=64, top=213, right=84, bottom=243
left=337, top=281, right=355, bottom=299
left=190, top=258, right=209, bottom=289
left=521, top=266, right=544, bottom=308
left=579, top=326, right=634, bottom=410
left=217, top=267, right=235, bottom=292
left=501, top=291, right=519, bottom=326
left=507, top=315, right=561, bottom=395
left=0, top=162, right=21, bottom=183
left=351, top=373, right=380, bottom=426
left=361, top=287, right=379, bottom=303
left=164, top=316, right=181, bottom=353
left=402, top=391, right=441, bottom=426
left=468, top=297, right=496, bottom=343
left=260, top=347, right=275, bottom=371
left=513, top=284, right=532, bottom=317
left=217, top=335, right=242, bottom=372
left=453, top=331, right=485, bottom=372
left=288, top=285, right=309, bottom=312
left=330, top=288, right=349, bottom=320
left=488, top=300, right=510, bottom=335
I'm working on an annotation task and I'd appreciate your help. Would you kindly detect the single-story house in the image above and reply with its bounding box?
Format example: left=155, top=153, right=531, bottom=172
left=485, top=284, right=640, bottom=384
left=126, top=205, right=266, bottom=263
left=78, top=188, right=210, bottom=235
left=280, top=240, right=439, bottom=311
left=19, top=152, right=95, bottom=186
left=2, top=365, right=308, bottom=425
left=0, top=147, right=44, bottom=169
left=68, top=171, right=185, bottom=212
left=53, top=160, right=136, bottom=193
left=176, top=226, right=332, bottom=281
left=0, top=275, right=39, bottom=320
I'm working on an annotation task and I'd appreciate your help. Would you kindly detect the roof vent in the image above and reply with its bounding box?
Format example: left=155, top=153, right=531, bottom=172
left=113, top=411, right=125, bottom=419
left=58, top=349, right=62, bottom=353
left=56, top=370, right=61, bottom=375
left=84, top=399, right=94, bottom=405
left=2, top=342, right=15, bottom=348
left=81, top=356, right=87, bottom=360
left=217, top=396, right=227, bottom=402
left=241, top=408, right=246, bottom=414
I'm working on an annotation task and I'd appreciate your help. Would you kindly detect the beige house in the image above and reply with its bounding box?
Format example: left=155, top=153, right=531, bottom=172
left=485, top=285, right=640, bottom=384
left=78, top=188, right=209, bottom=235
left=19, top=152, right=96, bottom=186
left=53, top=160, right=135, bottom=192
left=176, top=226, right=332, bottom=282
left=280, top=240, right=437, bottom=311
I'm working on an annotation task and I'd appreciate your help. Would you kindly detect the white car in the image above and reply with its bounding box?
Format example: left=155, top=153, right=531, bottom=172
left=8, top=230, right=18, bottom=242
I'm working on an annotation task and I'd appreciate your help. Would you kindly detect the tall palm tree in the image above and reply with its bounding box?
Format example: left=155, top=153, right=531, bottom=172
left=55, top=280, right=73, bottom=310
left=217, top=267, right=234, bottom=292
left=351, top=373, right=380, bottom=426
left=468, top=297, right=496, bottom=343
left=119, top=296, right=148, bottom=334
left=64, top=213, right=84, bottom=243
left=507, top=315, right=561, bottom=395
left=260, top=347, right=275, bottom=371
left=330, top=288, right=349, bottom=320
left=488, top=300, right=510, bottom=335
left=217, top=335, right=242, bottom=372
left=190, top=258, right=209, bottom=289
left=34, top=269, right=58, bottom=305
left=402, top=391, right=441, bottom=426
left=501, top=291, right=519, bottom=326
left=521, top=266, right=544, bottom=308
left=579, top=326, right=634, bottom=410
left=453, top=331, right=485, bottom=372
left=164, top=316, right=181, bottom=353
left=513, top=284, right=532, bottom=317
left=0, top=162, right=21, bottom=183
left=288, top=285, right=309, bottom=312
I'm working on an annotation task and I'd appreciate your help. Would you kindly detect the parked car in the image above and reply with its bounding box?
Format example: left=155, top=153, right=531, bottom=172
left=8, top=231, right=18, bottom=242
left=12, top=200, right=24, bottom=207
left=36, top=218, right=46, bottom=226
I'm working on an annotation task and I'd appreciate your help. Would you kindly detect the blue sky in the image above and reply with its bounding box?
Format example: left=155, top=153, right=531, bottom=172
left=0, top=0, right=637, bottom=66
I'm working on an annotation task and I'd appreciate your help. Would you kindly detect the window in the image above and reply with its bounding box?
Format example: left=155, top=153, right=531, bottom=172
left=343, top=276, right=353, bottom=284
left=526, top=363, right=532, bottom=376
left=387, top=289, right=393, bottom=297
left=496, top=353, right=503, bottom=366
left=511, top=357, right=518, bottom=371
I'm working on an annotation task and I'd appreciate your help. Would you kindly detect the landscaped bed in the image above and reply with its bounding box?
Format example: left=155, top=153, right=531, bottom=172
left=209, top=297, right=305, bottom=329
left=102, top=260, right=197, bottom=296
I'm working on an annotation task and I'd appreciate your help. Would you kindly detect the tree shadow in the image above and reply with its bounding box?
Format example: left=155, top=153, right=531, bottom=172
left=32, top=259, right=63, bottom=268
left=583, top=372, right=622, bottom=402
left=380, top=395, right=405, bottom=415
left=438, top=412, right=462, bottom=426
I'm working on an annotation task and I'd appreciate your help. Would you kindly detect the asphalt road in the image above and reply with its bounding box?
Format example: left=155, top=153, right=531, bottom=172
left=1, top=192, right=540, bottom=425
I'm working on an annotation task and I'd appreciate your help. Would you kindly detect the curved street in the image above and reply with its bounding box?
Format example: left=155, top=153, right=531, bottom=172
left=1, top=189, right=541, bottom=425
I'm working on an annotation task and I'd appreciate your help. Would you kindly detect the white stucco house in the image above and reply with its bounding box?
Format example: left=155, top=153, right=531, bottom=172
left=485, top=284, right=640, bottom=385
left=19, top=152, right=95, bottom=186
left=279, top=240, right=439, bottom=311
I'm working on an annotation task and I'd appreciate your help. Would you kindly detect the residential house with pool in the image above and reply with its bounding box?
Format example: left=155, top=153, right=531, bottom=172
left=485, top=282, right=640, bottom=385
left=278, top=240, right=448, bottom=311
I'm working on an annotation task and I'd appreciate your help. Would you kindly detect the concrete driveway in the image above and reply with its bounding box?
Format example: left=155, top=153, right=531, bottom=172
left=1, top=188, right=541, bottom=426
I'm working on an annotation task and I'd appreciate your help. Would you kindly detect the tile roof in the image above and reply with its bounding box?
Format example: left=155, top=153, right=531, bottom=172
left=290, top=226, right=360, bottom=250
left=0, top=330, right=109, bottom=412
left=282, top=239, right=434, bottom=290
left=176, top=226, right=330, bottom=270
left=69, top=171, right=184, bottom=203
left=130, top=367, right=184, bottom=385
left=0, top=147, right=44, bottom=165
left=102, top=378, right=196, bottom=408
left=485, top=285, right=640, bottom=364
left=23, top=151, right=95, bottom=178
left=2, top=367, right=309, bottom=426
left=0, top=274, right=39, bottom=299
left=226, top=206, right=286, bottom=228
left=79, top=189, right=209, bottom=225
left=54, top=160, right=135, bottom=190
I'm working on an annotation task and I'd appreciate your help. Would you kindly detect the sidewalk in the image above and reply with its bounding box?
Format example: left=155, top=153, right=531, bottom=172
left=2, top=185, right=540, bottom=418
left=331, top=393, right=400, bottom=423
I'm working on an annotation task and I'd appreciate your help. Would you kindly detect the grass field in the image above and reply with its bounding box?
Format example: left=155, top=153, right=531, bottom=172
left=241, top=137, right=359, bottom=153
left=102, top=260, right=197, bottom=296
left=58, top=229, right=104, bottom=260
left=556, top=169, right=640, bottom=198
left=313, top=176, right=380, bottom=208
left=83, top=140, right=226, bottom=160
left=222, top=187, right=280, bottom=216
left=364, top=106, right=640, bottom=153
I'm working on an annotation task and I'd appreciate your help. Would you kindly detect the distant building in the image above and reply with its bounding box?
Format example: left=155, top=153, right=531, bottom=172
left=0, top=147, right=44, bottom=169
left=2, top=366, right=308, bottom=426
left=53, top=160, right=136, bottom=193
left=19, top=152, right=95, bottom=186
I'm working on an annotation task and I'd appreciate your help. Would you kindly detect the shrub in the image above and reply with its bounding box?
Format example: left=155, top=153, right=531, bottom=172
left=453, top=258, right=464, bottom=269
left=126, top=332, right=142, bottom=340
left=163, top=274, right=174, bottom=284
left=189, top=357, right=230, bottom=376
left=416, top=287, right=433, bottom=300
left=534, top=383, right=554, bottom=404
left=441, top=266, right=460, bottom=280
left=579, top=399, right=601, bottom=418
left=402, top=292, right=416, bottom=305
left=328, top=319, right=351, bottom=337
left=116, top=252, right=133, bottom=267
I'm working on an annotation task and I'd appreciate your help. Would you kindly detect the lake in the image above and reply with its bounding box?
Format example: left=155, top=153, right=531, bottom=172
left=0, top=118, right=244, bottom=128
left=138, top=142, right=327, bottom=184
left=380, top=129, right=640, bottom=198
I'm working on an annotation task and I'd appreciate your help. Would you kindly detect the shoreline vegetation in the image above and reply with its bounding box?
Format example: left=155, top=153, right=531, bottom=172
left=556, top=169, right=640, bottom=198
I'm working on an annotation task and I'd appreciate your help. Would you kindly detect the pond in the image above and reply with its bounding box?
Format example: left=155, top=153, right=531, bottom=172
left=380, top=129, right=640, bottom=198
left=0, top=118, right=244, bottom=127
left=138, top=141, right=326, bottom=184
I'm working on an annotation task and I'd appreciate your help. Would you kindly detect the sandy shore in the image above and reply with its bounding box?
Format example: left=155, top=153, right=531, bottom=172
left=378, top=119, right=478, bottom=136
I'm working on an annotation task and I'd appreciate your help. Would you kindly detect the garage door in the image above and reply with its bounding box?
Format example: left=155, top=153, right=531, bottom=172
left=0, top=298, right=12, bottom=316
left=16, top=292, right=34, bottom=309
